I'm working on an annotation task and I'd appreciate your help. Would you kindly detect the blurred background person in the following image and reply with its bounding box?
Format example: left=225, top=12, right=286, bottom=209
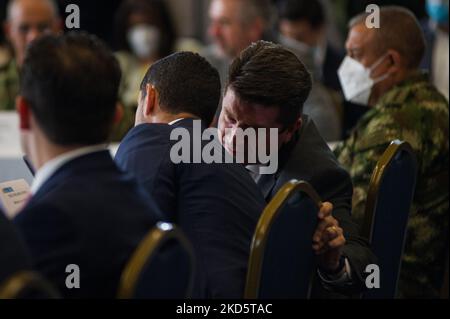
left=277, top=0, right=343, bottom=141
left=421, top=0, right=449, bottom=100
left=277, top=0, right=344, bottom=91
left=1, top=0, right=61, bottom=111
left=113, top=0, right=176, bottom=140
left=203, top=0, right=275, bottom=89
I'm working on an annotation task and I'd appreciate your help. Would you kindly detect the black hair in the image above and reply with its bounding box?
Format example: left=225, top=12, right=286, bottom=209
left=140, top=51, right=221, bottom=125
left=20, top=32, right=122, bottom=145
left=278, top=0, right=325, bottom=29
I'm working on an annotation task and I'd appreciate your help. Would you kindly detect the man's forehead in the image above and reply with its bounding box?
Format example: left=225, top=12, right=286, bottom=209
left=210, top=0, right=241, bottom=19
left=346, top=23, right=375, bottom=49
left=223, top=89, right=280, bottom=127
left=9, top=0, right=56, bottom=22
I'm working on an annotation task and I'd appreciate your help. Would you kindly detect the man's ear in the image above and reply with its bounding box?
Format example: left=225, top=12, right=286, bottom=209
left=283, top=117, right=302, bottom=144
left=249, top=17, right=265, bottom=42
left=3, top=21, right=11, bottom=40
left=386, top=49, right=402, bottom=74
left=53, top=18, right=64, bottom=34
left=113, top=102, right=124, bottom=125
left=16, top=96, right=31, bottom=130
left=143, top=84, right=158, bottom=117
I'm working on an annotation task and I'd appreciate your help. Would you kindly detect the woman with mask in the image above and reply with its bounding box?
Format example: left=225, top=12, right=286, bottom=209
left=113, top=0, right=176, bottom=140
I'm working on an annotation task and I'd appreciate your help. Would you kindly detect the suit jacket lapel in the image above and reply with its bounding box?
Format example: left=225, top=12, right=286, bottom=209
left=257, top=173, right=278, bottom=202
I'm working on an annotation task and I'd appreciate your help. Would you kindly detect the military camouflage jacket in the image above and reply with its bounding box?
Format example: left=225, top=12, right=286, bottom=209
left=335, top=72, right=449, bottom=298
left=0, top=58, right=19, bottom=111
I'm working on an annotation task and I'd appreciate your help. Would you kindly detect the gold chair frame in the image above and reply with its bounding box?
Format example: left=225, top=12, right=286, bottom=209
left=244, top=180, right=322, bottom=299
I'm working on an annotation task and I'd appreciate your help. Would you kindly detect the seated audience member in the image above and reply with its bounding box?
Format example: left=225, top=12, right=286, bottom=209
left=277, top=0, right=343, bottom=141
left=203, top=0, right=274, bottom=90
left=0, top=210, right=31, bottom=286
left=1, top=0, right=61, bottom=111
left=13, top=33, right=162, bottom=298
left=115, top=52, right=266, bottom=298
left=277, top=0, right=344, bottom=91
left=218, top=41, right=376, bottom=297
left=113, top=0, right=176, bottom=139
left=334, top=7, right=449, bottom=298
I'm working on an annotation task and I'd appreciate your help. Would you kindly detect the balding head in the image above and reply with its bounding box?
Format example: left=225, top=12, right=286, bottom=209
left=7, top=0, right=58, bottom=21
left=208, top=0, right=273, bottom=58
left=4, top=0, right=61, bottom=66
left=349, top=6, right=425, bottom=69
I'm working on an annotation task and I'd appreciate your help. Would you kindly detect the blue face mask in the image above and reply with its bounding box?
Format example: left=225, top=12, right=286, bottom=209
left=426, top=0, right=449, bottom=24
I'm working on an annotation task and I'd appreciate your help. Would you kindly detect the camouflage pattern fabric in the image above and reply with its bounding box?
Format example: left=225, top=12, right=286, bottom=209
left=0, top=58, right=19, bottom=111
left=335, top=71, right=449, bottom=298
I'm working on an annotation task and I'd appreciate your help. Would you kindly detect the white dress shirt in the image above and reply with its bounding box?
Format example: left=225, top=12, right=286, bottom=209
left=168, top=118, right=186, bottom=126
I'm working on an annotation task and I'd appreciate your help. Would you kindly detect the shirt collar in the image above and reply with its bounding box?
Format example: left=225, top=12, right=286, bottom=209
left=30, top=144, right=107, bottom=195
left=168, top=118, right=186, bottom=126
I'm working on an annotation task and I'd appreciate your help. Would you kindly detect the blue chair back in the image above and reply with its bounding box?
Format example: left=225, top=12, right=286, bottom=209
left=245, top=180, right=321, bottom=299
left=118, top=222, right=194, bottom=299
left=362, top=140, right=417, bottom=299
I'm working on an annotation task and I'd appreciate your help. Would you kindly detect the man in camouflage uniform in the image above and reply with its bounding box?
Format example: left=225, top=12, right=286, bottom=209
left=0, top=52, right=19, bottom=110
left=1, top=0, right=60, bottom=110
left=335, top=6, right=449, bottom=298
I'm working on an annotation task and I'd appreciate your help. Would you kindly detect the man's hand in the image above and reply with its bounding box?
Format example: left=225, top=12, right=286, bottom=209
left=312, top=202, right=346, bottom=272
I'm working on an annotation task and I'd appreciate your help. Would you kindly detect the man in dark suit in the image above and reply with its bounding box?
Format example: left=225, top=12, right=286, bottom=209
left=115, top=52, right=266, bottom=298
left=218, top=41, right=376, bottom=296
left=0, top=210, right=31, bottom=286
left=12, top=33, right=162, bottom=298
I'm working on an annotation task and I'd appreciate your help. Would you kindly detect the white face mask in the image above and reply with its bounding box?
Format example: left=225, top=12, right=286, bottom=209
left=338, top=54, right=390, bottom=105
left=127, top=24, right=160, bottom=60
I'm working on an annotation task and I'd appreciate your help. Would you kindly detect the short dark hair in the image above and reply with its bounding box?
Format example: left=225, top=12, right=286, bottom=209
left=20, top=32, right=122, bottom=145
left=140, top=51, right=221, bottom=125
left=278, top=0, right=325, bottom=29
left=227, top=41, right=312, bottom=127
left=349, top=6, right=426, bottom=69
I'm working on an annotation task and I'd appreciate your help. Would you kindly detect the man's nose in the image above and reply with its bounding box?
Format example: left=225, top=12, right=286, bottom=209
left=208, top=22, right=221, bottom=39
left=26, top=28, right=42, bottom=45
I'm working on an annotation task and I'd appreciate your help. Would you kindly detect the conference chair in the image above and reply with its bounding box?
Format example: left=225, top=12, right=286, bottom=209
left=361, top=140, right=417, bottom=299
left=0, top=271, right=60, bottom=299
left=245, top=180, right=322, bottom=299
left=117, top=222, right=195, bottom=299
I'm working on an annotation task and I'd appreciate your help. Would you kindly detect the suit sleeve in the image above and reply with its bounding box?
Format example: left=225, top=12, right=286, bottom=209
left=13, top=203, right=78, bottom=291
left=315, top=166, right=377, bottom=294
left=0, top=211, right=32, bottom=284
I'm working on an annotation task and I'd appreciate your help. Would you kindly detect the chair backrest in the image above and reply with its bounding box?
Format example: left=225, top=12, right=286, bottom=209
left=361, top=140, right=418, bottom=299
left=117, top=222, right=195, bottom=299
left=0, top=271, right=60, bottom=299
left=245, top=180, right=322, bottom=299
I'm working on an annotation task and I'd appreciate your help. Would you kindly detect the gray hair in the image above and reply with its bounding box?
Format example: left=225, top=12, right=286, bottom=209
left=349, top=6, right=426, bottom=69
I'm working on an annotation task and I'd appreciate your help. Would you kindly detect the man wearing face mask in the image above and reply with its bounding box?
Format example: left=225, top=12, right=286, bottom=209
left=334, top=6, right=449, bottom=298
left=0, top=0, right=61, bottom=111
left=277, top=0, right=342, bottom=141
left=113, top=0, right=176, bottom=140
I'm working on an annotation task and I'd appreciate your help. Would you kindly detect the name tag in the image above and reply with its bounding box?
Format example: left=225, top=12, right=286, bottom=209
left=0, top=179, right=30, bottom=219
